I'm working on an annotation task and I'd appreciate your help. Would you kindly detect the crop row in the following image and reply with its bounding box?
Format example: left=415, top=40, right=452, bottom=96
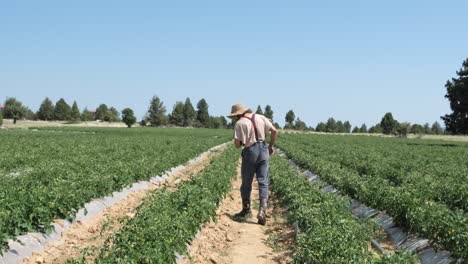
left=277, top=134, right=468, bottom=259
left=281, top=133, right=468, bottom=211
left=0, top=128, right=230, bottom=250
left=87, top=145, right=239, bottom=263
left=270, top=155, right=417, bottom=264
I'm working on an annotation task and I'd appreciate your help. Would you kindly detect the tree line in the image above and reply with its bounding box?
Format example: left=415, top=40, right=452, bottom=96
left=281, top=110, right=445, bottom=136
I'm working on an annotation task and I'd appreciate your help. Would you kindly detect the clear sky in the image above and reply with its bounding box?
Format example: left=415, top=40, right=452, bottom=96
left=1, top=0, right=467, bottom=127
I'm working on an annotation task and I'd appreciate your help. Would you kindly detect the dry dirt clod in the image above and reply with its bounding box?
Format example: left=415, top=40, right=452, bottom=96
left=209, top=255, right=218, bottom=263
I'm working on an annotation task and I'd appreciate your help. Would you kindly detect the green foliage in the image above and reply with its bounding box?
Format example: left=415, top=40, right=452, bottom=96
left=0, top=128, right=230, bottom=251
left=316, top=122, right=327, bottom=132
left=196, top=98, right=210, bottom=128
left=285, top=110, right=295, bottom=126
left=442, top=58, right=468, bottom=134
left=397, top=122, right=411, bottom=137
left=209, top=116, right=228, bottom=129
left=343, top=121, right=352, bottom=133
left=3, top=97, right=26, bottom=124
left=410, top=124, right=424, bottom=134
left=37, top=97, right=55, bottom=121
left=277, top=133, right=468, bottom=259
left=336, top=120, right=345, bottom=133
left=183, top=98, right=196, bottom=127
left=255, top=105, right=264, bottom=115
left=121, top=108, right=137, bottom=128
left=264, top=105, right=274, bottom=120
left=95, top=104, right=109, bottom=121
left=359, top=123, right=368, bottom=133
left=294, top=118, right=307, bottom=131
left=369, top=124, right=383, bottom=133
left=107, top=107, right=120, bottom=122
left=0, top=112, right=3, bottom=127
left=270, top=156, right=417, bottom=264
left=54, top=98, right=72, bottom=121
left=380, top=112, right=399, bottom=135
left=431, top=121, right=444, bottom=135
left=170, top=101, right=185, bottom=126
left=147, top=96, right=167, bottom=127
left=71, top=101, right=81, bottom=122
left=352, top=126, right=359, bottom=133
left=94, top=146, right=238, bottom=263
left=326, top=117, right=337, bottom=132
left=81, top=107, right=94, bottom=122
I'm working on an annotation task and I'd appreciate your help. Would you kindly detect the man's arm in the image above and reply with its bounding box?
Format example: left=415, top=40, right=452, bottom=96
left=268, top=126, right=277, bottom=155
left=234, top=139, right=242, bottom=149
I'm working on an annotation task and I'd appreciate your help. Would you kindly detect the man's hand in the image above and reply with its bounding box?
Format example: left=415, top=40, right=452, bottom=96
left=268, top=145, right=275, bottom=156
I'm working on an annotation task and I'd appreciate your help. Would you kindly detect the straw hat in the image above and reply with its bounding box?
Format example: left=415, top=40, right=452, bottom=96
left=227, top=103, right=252, bottom=119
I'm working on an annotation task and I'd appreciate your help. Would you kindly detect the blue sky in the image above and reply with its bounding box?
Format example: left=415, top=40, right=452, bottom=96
left=1, top=0, right=467, bottom=127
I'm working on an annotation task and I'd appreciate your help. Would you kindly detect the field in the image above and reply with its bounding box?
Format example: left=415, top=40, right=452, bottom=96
left=0, top=127, right=466, bottom=263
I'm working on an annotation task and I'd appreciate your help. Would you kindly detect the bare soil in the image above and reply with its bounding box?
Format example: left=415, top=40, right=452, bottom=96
left=22, top=145, right=225, bottom=264
left=185, top=160, right=293, bottom=264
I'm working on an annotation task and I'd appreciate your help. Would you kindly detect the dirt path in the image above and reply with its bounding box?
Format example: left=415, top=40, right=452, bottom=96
left=185, top=160, right=293, bottom=264
left=22, top=145, right=226, bottom=264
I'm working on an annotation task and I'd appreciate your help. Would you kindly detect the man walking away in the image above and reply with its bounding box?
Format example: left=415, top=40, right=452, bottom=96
left=227, top=103, right=277, bottom=225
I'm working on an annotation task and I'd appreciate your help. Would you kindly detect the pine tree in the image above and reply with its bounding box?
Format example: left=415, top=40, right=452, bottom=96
left=71, top=101, right=81, bottom=122
left=147, top=96, right=167, bottom=127
left=54, top=98, right=72, bottom=121
left=170, top=102, right=185, bottom=126
left=196, top=99, right=210, bottom=127
left=316, top=122, right=327, bottom=132
left=183, top=98, right=196, bottom=127
left=37, top=97, right=55, bottom=121
left=256, top=105, right=264, bottom=115
left=264, top=105, right=274, bottom=120
left=431, top=121, right=443, bottom=135
left=344, top=121, right=352, bottom=133
left=359, top=123, right=368, bottom=133
left=326, top=118, right=337, bottom=133
left=352, top=126, right=359, bottom=133
left=380, top=112, right=399, bottom=135
left=442, top=58, right=468, bottom=134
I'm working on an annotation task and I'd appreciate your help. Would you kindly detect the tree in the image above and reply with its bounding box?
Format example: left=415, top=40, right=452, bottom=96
left=442, top=59, right=468, bottom=134
left=431, top=122, right=443, bottom=135
left=264, top=105, right=274, bottom=120
left=3, top=98, right=26, bottom=124
left=24, top=107, right=37, bottom=120
left=183, top=98, right=196, bottom=127
left=295, top=118, right=307, bottom=131
left=397, top=122, right=411, bottom=137
left=369, top=124, right=383, bottom=134
left=326, top=118, right=337, bottom=133
left=122, top=108, right=137, bottom=128
left=410, top=124, right=424, bottom=134
left=148, top=96, right=167, bottom=127
left=352, top=126, right=359, bottom=133
left=196, top=99, right=210, bottom=127
left=344, top=121, right=352, bottom=133
left=54, top=98, right=72, bottom=121
left=359, top=124, right=368, bottom=133
left=95, top=104, right=109, bottom=121
left=81, top=107, right=94, bottom=122
left=0, top=111, right=2, bottom=127
left=380, top=112, right=399, bottom=135
left=209, top=116, right=228, bottom=129
left=255, top=105, right=264, bottom=115
left=170, top=102, right=185, bottom=126
left=107, top=107, right=120, bottom=122
left=71, top=101, right=81, bottom=122
left=422, top=122, right=431, bottom=134
left=285, top=110, right=295, bottom=128
left=336, top=121, right=346, bottom=133
left=37, top=97, right=55, bottom=121
left=316, top=122, right=327, bottom=132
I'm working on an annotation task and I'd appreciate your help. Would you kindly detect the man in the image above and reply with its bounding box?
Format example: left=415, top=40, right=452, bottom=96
left=227, top=103, right=277, bottom=225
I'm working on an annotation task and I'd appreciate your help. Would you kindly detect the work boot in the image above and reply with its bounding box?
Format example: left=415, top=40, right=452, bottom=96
left=234, top=199, right=251, bottom=220
left=257, top=199, right=268, bottom=225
